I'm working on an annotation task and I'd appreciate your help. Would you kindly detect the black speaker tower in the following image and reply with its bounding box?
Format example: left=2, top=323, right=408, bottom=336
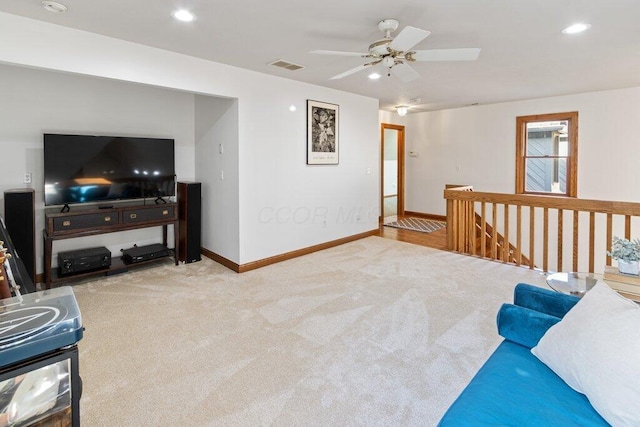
left=178, top=182, right=202, bottom=263
left=4, top=188, right=36, bottom=284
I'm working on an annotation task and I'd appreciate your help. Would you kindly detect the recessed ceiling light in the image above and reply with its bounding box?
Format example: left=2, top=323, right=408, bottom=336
left=289, top=105, right=297, bottom=112
left=42, top=1, right=67, bottom=13
left=173, top=9, right=196, bottom=22
left=368, top=72, right=381, bottom=80
left=562, top=23, right=591, bottom=34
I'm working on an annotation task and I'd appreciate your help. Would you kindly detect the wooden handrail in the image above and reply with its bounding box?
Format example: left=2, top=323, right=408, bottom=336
left=444, top=189, right=640, bottom=216
left=444, top=186, right=640, bottom=274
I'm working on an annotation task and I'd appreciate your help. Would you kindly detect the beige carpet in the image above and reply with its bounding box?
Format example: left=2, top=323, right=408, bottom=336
left=71, top=236, right=547, bottom=426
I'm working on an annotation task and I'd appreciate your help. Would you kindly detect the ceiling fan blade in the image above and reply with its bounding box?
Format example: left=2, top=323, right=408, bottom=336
left=310, top=50, right=368, bottom=57
left=411, top=48, right=481, bottom=61
left=389, top=26, right=431, bottom=52
left=329, top=64, right=371, bottom=80
left=391, top=62, right=420, bottom=83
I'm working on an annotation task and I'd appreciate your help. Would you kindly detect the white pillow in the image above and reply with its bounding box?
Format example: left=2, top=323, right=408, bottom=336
left=532, top=281, right=640, bottom=427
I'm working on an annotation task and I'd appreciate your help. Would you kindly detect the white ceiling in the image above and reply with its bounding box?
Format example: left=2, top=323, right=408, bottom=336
left=2, top=0, right=640, bottom=112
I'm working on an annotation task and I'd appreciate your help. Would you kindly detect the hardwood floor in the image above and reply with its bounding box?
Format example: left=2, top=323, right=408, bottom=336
left=379, top=217, right=448, bottom=251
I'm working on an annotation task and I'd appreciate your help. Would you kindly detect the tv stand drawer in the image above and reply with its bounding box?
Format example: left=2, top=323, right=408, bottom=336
left=123, top=206, right=175, bottom=224
left=45, top=202, right=178, bottom=237
left=52, top=212, right=119, bottom=233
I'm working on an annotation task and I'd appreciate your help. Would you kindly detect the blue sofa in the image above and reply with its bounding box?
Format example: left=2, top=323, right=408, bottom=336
left=438, top=283, right=608, bottom=426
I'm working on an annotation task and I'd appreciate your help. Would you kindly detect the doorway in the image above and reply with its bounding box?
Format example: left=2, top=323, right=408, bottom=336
left=381, top=123, right=405, bottom=223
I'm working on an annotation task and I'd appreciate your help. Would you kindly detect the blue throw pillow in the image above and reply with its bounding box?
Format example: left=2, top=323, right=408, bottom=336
left=497, top=303, right=561, bottom=348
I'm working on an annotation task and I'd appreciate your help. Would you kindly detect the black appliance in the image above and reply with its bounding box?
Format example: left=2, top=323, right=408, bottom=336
left=178, top=182, right=202, bottom=263
left=4, top=188, right=36, bottom=284
left=0, top=287, right=83, bottom=426
left=122, top=243, right=170, bottom=264
left=58, top=246, right=111, bottom=276
left=43, top=133, right=175, bottom=207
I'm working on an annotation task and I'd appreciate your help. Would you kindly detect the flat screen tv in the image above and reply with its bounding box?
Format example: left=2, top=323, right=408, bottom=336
left=44, top=134, right=176, bottom=207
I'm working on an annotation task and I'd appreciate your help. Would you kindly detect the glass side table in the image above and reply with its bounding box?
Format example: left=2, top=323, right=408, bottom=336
left=546, top=272, right=602, bottom=297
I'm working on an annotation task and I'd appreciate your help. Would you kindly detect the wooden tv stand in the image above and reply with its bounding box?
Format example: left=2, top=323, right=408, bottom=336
left=43, top=201, right=179, bottom=288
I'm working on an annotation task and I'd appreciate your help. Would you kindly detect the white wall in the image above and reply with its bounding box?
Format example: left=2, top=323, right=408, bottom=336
left=240, top=94, right=379, bottom=263
left=0, top=64, right=196, bottom=272
left=0, top=12, right=379, bottom=268
left=403, top=87, right=640, bottom=215
left=379, top=110, right=400, bottom=126
left=194, top=96, right=239, bottom=262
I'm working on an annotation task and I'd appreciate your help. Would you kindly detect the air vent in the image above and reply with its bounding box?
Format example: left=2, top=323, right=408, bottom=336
left=269, top=60, right=305, bottom=71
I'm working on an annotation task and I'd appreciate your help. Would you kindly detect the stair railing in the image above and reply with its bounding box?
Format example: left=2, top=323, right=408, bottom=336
left=444, top=185, right=640, bottom=274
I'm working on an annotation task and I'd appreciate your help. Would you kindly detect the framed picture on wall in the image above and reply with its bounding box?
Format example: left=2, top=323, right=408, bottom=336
left=307, top=100, right=339, bottom=165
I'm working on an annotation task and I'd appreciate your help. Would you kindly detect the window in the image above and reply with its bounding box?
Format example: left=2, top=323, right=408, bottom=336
left=516, top=111, right=578, bottom=197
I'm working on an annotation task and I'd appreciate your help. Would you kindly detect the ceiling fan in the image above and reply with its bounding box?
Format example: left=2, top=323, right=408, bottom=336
left=310, top=19, right=481, bottom=82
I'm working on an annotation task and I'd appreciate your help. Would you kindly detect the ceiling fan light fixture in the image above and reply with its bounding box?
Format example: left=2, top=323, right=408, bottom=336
left=313, top=19, right=480, bottom=82
left=382, top=57, right=395, bottom=68
left=396, top=106, right=409, bottom=116
left=562, top=23, right=591, bottom=34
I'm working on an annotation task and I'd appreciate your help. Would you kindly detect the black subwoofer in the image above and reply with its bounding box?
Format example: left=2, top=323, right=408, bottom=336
left=4, top=188, right=36, bottom=284
left=178, top=182, right=202, bottom=263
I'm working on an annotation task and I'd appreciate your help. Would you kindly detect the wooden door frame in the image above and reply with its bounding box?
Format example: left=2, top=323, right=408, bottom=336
left=380, top=123, right=405, bottom=222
